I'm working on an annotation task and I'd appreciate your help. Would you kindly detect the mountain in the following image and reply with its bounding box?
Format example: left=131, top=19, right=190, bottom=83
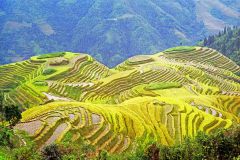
left=0, top=46, right=239, bottom=152
left=0, top=0, right=240, bottom=67
left=201, top=26, right=240, bottom=65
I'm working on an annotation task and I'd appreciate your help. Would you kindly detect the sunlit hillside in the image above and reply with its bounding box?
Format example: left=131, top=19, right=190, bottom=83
left=0, top=46, right=238, bottom=155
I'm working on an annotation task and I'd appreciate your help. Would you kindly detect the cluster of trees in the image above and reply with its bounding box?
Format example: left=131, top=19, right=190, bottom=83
left=0, top=91, right=22, bottom=149
left=112, top=125, right=240, bottom=160
left=3, top=125, right=237, bottom=160
left=202, top=26, right=240, bottom=65
left=0, top=91, right=22, bottom=127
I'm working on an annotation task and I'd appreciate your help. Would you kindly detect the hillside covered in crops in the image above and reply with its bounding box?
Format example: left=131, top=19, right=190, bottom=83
left=0, top=46, right=239, bottom=157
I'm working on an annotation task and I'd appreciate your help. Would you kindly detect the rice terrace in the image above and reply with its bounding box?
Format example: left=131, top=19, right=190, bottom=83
left=1, top=0, right=240, bottom=159
left=0, top=45, right=239, bottom=159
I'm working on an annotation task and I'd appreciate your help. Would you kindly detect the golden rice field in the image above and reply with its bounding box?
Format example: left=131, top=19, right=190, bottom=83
left=0, top=46, right=239, bottom=153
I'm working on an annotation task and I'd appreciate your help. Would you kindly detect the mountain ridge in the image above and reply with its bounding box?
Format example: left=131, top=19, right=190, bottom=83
left=1, top=0, right=239, bottom=67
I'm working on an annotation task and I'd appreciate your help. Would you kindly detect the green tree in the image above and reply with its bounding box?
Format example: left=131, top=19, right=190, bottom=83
left=203, top=37, right=208, bottom=46
left=144, top=143, right=160, bottom=160
left=201, top=26, right=240, bottom=65
left=4, top=105, right=22, bottom=127
left=0, top=91, right=3, bottom=111
left=42, top=144, right=61, bottom=160
left=0, top=125, right=13, bottom=147
left=0, top=91, right=4, bottom=125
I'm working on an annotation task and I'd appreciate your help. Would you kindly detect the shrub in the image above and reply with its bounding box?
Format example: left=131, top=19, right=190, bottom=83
left=112, top=126, right=240, bottom=160
left=109, top=136, right=158, bottom=160
left=0, top=127, right=41, bottom=159
left=12, top=130, right=41, bottom=160
left=196, top=126, right=240, bottom=160
left=158, top=126, right=240, bottom=160
left=0, top=150, right=10, bottom=160
left=144, top=143, right=160, bottom=160
left=145, top=82, right=182, bottom=90
left=97, top=150, right=108, bottom=160
left=158, top=137, right=203, bottom=160
left=0, top=91, right=4, bottom=121
left=0, top=125, right=14, bottom=147
left=14, top=146, right=41, bottom=160
left=57, top=132, right=96, bottom=159
left=37, top=52, right=65, bottom=59
left=43, top=68, right=57, bottom=75
left=0, top=154, right=6, bottom=160
left=42, top=144, right=61, bottom=160
left=33, top=81, right=48, bottom=86
left=35, top=133, right=96, bottom=159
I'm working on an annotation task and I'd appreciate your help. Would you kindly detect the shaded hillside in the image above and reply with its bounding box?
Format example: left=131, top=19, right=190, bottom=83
left=201, top=26, right=240, bottom=65
left=0, top=0, right=240, bottom=67
left=0, top=46, right=238, bottom=153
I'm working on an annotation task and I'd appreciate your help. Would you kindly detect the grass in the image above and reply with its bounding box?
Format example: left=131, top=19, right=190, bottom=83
left=164, top=46, right=196, bottom=53
left=33, top=81, right=48, bottom=86
left=43, top=68, right=57, bottom=75
left=145, top=82, right=182, bottom=90
left=37, top=52, right=66, bottom=59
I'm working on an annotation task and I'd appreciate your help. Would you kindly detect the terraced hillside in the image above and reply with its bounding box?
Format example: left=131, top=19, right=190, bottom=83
left=1, top=46, right=239, bottom=154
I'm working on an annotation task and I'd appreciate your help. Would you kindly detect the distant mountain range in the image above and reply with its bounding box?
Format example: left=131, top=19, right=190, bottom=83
left=0, top=0, right=240, bottom=67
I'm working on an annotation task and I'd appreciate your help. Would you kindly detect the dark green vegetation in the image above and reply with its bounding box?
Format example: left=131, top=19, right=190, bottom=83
left=0, top=0, right=239, bottom=67
left=164, top=46, right=196, bottom=53
left=145, top=82, right=182, bottom=90
left=111, top=126, right=240, bottom=160
left=0, top=128, right=42, bottom=160
left=201, top=26, right=240, bottom=65
left=0, top=91, right=22, bottom=126
left=0, top=130, right=96, bottom=160
left=0, top=125, right=13, bottom=147
left=0, top=125, right=239, bottom=160
left=37, top=52, right=65, bottom=59
left=0, top=92, right=4, bottom=123
left=0, top=92, right=29, bottom=159
left=4, top=105, right=22, bottom=127
left=43, top=68, right=57, bottom=76
left=42, top=133, right=96, bottom=160
left=33, top=81, right=48, bottom=86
